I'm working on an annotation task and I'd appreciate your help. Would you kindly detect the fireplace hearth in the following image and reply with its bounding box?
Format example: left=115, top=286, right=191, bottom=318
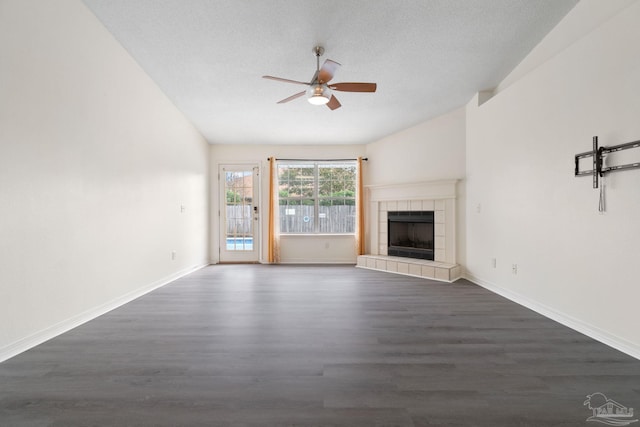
left=387, top=211, right=434, bottom=260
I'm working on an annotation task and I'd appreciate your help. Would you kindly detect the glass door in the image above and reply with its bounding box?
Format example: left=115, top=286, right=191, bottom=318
left=219, top=165, right=259, bottom=263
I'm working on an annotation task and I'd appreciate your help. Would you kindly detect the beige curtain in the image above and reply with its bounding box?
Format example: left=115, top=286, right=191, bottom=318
left=355, top=157, right=365, bottom=256
left=267, top=157, right=280, bottom=263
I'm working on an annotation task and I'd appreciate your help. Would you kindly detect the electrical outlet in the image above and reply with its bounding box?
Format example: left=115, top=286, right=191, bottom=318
left=171, top=251, right=176, bottom=261
left=476, top=203, right=482, bottom=213
left=180, top=205, right=186, bottom=213
left=491, top=258, right=496, bottom=268
left=512, top=264, right=518, bottom=274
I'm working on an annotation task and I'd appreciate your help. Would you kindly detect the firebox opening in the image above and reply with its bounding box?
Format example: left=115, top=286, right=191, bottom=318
left=388, top=211, right=434, bottom=260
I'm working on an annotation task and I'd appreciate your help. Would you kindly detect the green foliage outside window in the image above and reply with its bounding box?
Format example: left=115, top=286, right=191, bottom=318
left=227, top=190, right=252, bottom=205
left=226, top=190, right=241, bottom=205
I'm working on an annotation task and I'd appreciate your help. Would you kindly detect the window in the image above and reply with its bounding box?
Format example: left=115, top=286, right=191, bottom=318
left=278, top=161, right=356, bottom=234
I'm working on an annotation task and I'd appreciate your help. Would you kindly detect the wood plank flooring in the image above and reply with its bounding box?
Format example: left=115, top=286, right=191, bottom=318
left=1, top=264, right=639, bottom=426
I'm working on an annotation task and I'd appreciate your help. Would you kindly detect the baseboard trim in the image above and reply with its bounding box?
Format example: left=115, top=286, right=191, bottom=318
left=0, top=263, right=209, bottom=363
left=464, top=273, right=640, bottom=361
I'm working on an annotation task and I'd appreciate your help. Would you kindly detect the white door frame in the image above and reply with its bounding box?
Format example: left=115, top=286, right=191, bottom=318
left=219, top=164, right=260, bottom=263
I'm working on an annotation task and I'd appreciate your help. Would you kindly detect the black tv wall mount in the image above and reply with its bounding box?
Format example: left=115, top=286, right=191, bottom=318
left=574, top=136, right=640, bottom=189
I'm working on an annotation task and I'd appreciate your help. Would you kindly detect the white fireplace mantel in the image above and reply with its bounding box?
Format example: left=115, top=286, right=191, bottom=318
left=366, top=179, right=458, bottom=202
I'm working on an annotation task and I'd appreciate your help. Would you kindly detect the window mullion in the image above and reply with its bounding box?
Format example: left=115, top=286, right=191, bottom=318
left=314, top=163, right=319, bottom=233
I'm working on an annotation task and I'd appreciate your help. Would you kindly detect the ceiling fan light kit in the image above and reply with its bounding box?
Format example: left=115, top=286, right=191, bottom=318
left=262, top=45, right=377, bottom=110
left=307, top=84, right=332, bottom=105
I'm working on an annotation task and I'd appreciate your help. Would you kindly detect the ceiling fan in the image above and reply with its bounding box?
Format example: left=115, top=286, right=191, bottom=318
left=262, top=46, right=377, bottom=110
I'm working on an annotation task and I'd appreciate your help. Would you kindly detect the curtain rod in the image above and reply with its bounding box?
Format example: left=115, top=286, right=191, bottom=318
left=267, top=157, right=368, bottom=161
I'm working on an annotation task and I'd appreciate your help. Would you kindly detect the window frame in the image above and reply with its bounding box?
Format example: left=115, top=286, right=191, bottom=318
left=277, top=160, right=357, bottom=235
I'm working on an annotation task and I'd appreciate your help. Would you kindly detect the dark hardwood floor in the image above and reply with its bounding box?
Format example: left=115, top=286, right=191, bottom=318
left=1, top=265, right=639, bottom=426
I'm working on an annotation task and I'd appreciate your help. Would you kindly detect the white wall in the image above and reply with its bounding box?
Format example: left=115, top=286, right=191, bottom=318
left=365, top=107, right=467, bottom=265
left=465, top=0, right=640, bottom=357
left=365, top=108, right=466, bottom=186
left=210, top=144, right=366, bottom=264
left=0, top=0, right=209, bottom=361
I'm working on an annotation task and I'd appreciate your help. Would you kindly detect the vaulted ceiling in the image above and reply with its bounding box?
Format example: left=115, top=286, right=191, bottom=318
left=83, top=0, right=578, bottom=145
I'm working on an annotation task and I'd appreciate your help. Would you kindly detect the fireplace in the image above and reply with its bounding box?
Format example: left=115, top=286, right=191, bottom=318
left=387, top=211, right=434, bottom=260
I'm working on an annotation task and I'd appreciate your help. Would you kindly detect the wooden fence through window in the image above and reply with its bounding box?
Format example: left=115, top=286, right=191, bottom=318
left=225, top=206, right=355, bottom=234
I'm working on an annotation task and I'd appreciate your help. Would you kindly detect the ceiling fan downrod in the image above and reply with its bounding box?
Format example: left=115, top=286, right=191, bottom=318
left=313, top=46, right=324, bottom=82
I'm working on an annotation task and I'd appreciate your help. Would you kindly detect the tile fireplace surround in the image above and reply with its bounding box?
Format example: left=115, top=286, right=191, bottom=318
left=357, top=179, right=461, bottom=282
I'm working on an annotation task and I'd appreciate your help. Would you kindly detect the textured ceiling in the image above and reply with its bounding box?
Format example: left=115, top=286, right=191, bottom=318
left=82, top=0, right=578, bottom=145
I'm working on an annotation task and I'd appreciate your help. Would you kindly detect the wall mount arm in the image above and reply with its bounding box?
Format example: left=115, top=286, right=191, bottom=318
left=574, top=136, right=640, bottom=188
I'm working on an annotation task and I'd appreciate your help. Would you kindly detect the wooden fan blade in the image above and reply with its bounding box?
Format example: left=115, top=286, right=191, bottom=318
left=330, top=82, right=377, bottom=92
left=318, top=59, right=341, bottom=84
left=263, top=75, right=310, bottom=86
left=326, top=95, right=341, bottom=110
left=277, top=91, right=306, bottom=104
